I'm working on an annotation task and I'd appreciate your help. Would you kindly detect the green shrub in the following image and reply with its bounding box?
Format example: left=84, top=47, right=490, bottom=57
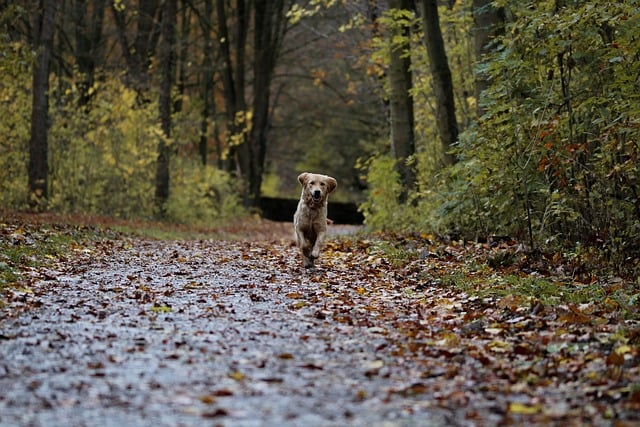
left=0, top=70, right=244, bottom=224
left=472, top=0, right=640, bottom=262
left=361, top=2, right=640, bottom=274
left=165, top=159, right=244, bottom=226
left=48, top=78, right=158, bottom=218
left=358, top=154, right=420, bottom=232
left=0, top=17, right=31, bottom=209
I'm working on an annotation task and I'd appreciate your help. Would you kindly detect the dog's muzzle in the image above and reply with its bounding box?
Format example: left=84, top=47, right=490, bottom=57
left=312, top=190, right=322, bottom=201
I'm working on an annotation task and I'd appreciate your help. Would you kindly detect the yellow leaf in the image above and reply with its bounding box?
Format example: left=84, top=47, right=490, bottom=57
left=151, top=305, right=171, bottom=313
left=615, top=345, right=632, bottom=355
left=487, top=339, right=511, bottom=353
left=229, top=371, right=245, bottom=381
left=290, top=301, right=306, bottom=310
left=509, top=402, right=541, bottom=415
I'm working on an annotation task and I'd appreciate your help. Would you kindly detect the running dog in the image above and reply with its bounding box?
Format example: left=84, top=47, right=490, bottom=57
left=293, top=172, right=337, bottom=268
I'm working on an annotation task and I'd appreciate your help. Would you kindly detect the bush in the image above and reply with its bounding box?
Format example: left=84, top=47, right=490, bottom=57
left=0, top=75, right=30, bottom=208
left=165, top=159, right=245, bottom=226
left=472, top=0, right=640, bottom=263
left=0, top=71, right=244, bottom=224
left=362, top=2, right=640, bottom=272
left=48, top=78, right=158, bottom=218
left=358, top=154, right=419, bottom=232
left=0, top=13, right=31, bottom=209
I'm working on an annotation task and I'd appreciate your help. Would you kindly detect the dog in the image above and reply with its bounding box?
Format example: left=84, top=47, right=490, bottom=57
left=293, top=172, right=337, bottom=268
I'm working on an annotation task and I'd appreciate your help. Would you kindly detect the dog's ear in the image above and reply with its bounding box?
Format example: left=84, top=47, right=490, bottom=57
left=298, top=172, right=309, bottom=186
left=326, top=176, right=337, bottom=193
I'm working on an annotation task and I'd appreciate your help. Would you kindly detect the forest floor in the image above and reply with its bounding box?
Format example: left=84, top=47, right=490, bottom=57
left=1, top=212, right=639, bottom=426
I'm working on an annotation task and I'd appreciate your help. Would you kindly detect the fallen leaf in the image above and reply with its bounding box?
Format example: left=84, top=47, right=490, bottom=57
left=286, top=292, right=304, bottom=299
left=278, top=352, right=294, bottom=360
left=211, top=389, right=234, bottom=397
left=201, top=408, right=228, bottom=418
left=508, top=402, right=542, bottom=415
left=199, top=395, right=216, bottom=404
left=229, top=371, right=245, bottom=381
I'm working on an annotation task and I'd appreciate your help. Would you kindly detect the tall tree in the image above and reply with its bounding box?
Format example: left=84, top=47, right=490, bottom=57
left=216, top=0, right=249, bottom=177
left=155, top=0, right=177, bottom=214
left=248, top=0, right=287, bottom=206
left=111, top=0, right=161, bottom=99
left=73, top=0, right=106, bottom=106
left=174, top=2, right=190, bottom=113
left=197, top=0, right=216, bottom=166
left=472, top=0, right=504, bottom=117
left=421, top=0, right=457, bottom=166
left=387, top=0, right=416, bottom=199
left=28, top=0, right=56, bottom=208
left=216, top=0, right=288, bottom=207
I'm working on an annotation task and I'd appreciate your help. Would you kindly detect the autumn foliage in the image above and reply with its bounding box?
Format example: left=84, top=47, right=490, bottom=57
left=1, top=1, right=639, bottom=274
left=356, top=1, right=640, bottom=274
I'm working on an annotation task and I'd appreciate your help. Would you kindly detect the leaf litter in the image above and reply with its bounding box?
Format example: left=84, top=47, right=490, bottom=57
left=0, top=217, right=639, bottom=426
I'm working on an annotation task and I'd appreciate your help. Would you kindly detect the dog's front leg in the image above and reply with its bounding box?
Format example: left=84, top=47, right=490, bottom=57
left=311, top=230, right=325, bottom=260
left=302, top=246, right=314, bottom=268
left=299, top=234, right=315, bottom=268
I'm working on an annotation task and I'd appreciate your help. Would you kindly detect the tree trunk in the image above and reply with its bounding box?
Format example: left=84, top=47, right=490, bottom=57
left=249, top=0, right=286, bottom=207
left=174, top=3, right=190, bottom=113
left=421, top=0, right=457, bottom=166
left=155, top=0, right=176, bottom=215
left=28, top=0, right=56, bottom=209
left=215, top=0, right=285, bottom=207
left=74, top=0, right=105, bottom=106
left=473, top=0, right=504, bottom=117
left=216, top=0, right=249, bottom=175
left=387, top=0, right=416, bottom=199
left=199, top=0, right=215, bottom=166
left=111, top=0, right=161, bottom=100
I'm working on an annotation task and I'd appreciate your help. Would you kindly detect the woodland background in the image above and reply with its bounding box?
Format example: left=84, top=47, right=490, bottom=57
left=0, top=0, right=639, bottom=273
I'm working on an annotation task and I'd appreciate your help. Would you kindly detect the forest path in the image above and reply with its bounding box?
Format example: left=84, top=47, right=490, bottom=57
left=0, top=235, right=450, bottom=426
left=1, top=224, right=638, bottom=426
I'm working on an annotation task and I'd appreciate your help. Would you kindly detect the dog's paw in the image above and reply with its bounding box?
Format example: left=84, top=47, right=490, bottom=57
left=302, top=255, right=315, bottom=268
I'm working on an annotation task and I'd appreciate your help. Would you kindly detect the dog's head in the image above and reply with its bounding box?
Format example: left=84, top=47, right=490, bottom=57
left=298, top=172, right=337, bottom=207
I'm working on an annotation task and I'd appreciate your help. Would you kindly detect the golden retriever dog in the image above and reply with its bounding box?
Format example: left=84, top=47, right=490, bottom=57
left=294, top=172, right=337, bottom=268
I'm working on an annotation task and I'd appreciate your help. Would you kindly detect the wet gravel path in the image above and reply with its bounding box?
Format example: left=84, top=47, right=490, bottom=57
left=0, top=239, right=449, bottom=427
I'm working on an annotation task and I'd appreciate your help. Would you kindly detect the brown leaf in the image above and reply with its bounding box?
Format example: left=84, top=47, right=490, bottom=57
left=201, top=408, right=228, bottom=418
left=211, top=389, right=234, bottom=397
left=199, top=395, right=216, bottom=404
left=286, top=292, right=304, bottom=299
left=558, top=304, right=592, bottom=324
left=278, top=352, right=294, bottom=360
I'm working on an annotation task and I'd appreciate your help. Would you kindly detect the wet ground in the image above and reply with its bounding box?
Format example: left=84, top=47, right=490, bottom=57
left=2, top=226, right=639, bottom=427
left=0, top=237, right=451, bottom=427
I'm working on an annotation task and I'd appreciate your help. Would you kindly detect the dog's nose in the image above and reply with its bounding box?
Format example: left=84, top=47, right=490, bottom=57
left=313, top=190, right=321, bottom=198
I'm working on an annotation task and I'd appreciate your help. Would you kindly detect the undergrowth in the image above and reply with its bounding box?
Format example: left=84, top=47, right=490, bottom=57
left=370, top=236, right=640, bottom=320
left=0, top=222, right=101, bottom=291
